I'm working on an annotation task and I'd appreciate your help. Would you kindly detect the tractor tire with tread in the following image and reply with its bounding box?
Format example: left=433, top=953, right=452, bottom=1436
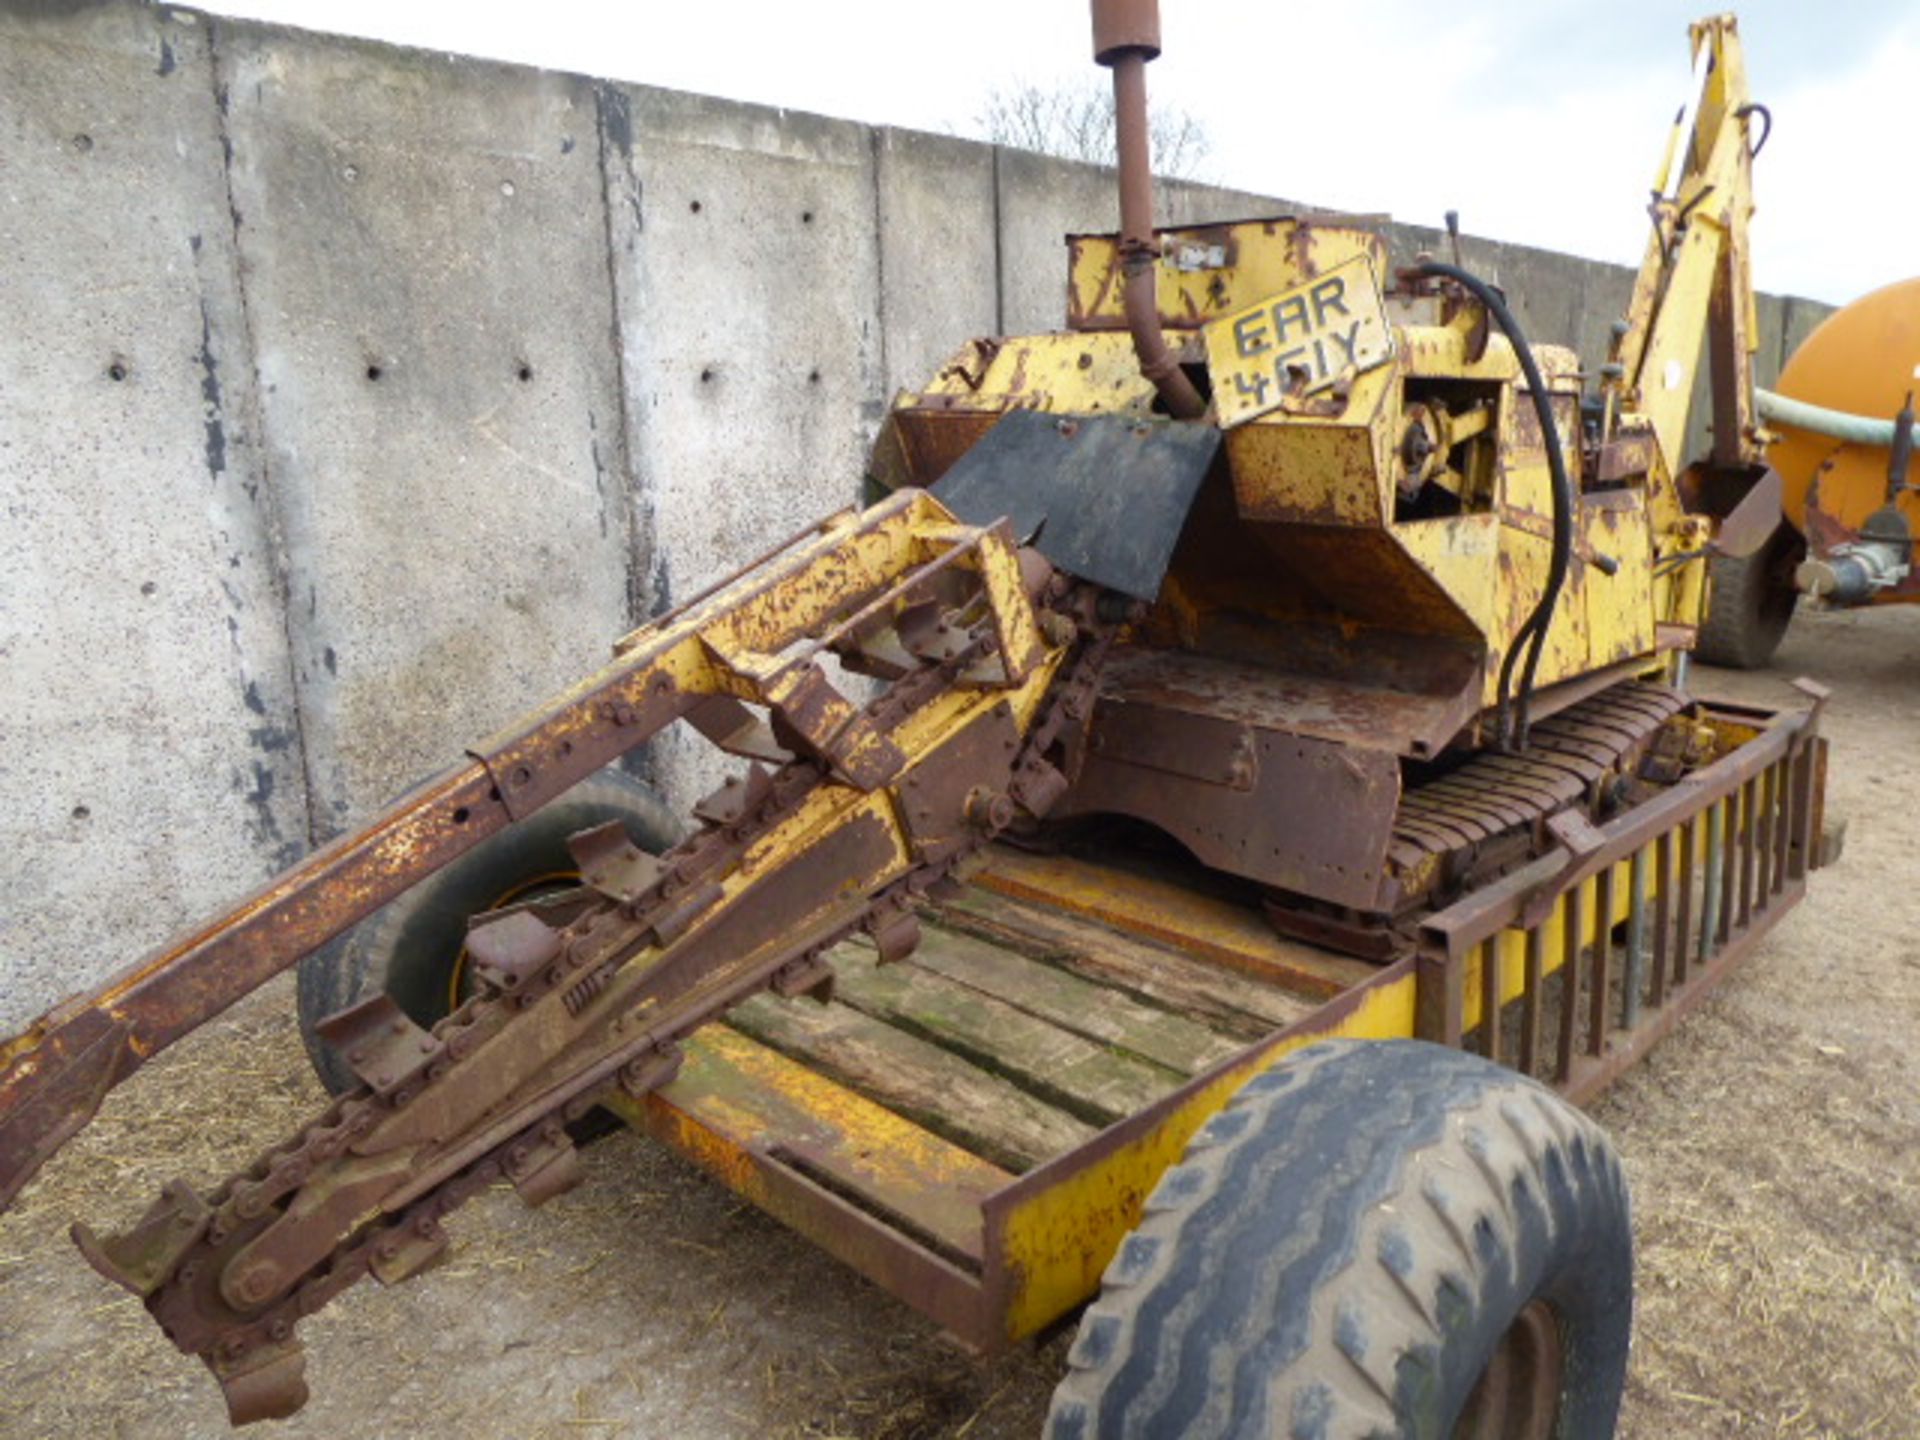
left=1696, top=525, right=1803, bottom=669
left=295, top=766, right=682, bottom=1095
left=1046, top=1038, right=1633, bottom=1440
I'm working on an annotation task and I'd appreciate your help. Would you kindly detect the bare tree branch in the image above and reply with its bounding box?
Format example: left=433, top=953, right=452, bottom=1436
left=974, top=77, right=1210, bottom=180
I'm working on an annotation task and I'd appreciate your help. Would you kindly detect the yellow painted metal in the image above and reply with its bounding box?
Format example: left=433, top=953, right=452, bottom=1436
left=614, top=1025, right=1010, bottom=1259
left=1068, top=220, right=1385, bottom=334
left=1614, top=15, right=1762, bottom=499
left=1223, top=362, right=1396, bottom=526
left=992, top=965, right=1418, bottom=1342
left=617, top=489, right=1047, bottom=704
left=1397, top=514, right=1501, bottom=645
left=898, top=331, right=1158, bottom=421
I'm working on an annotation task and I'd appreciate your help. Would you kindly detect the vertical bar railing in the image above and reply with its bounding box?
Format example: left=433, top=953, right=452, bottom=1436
left=1415, top=705, right=1823, bottom=1102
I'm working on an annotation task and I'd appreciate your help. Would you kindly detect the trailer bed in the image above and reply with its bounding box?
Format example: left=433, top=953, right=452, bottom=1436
left=613, top=696, right=1830, bottom=1351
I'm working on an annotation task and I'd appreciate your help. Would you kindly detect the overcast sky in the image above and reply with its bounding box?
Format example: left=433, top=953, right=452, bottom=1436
left=202, top=0, right=1917, bottom=306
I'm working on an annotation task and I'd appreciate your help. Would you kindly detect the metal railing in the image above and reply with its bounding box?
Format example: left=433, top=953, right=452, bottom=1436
left=1414, top=691, right=1828, bottom=1103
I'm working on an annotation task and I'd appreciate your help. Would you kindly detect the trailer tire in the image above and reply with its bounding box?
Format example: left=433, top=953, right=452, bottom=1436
left=1696, top=525, right=1802, bottom=669
left=295, top=766, right=682, bottom=1095
left=1045, top=1039, right=1633, bottom=1440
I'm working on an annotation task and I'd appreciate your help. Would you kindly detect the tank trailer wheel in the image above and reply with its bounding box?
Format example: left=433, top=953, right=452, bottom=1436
left=1045, top=1039, right=1633, bottom=1440
left=1696, top=525, right=1804, bottom=670
left=295, top=766, right=682, bottom=1096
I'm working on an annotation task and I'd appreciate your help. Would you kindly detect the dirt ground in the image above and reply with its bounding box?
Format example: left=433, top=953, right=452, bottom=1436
left=0, top=602, right=1914, bottom=1440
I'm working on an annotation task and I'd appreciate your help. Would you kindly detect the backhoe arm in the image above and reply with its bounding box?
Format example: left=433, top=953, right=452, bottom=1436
left=1610, top=14, right=1767, bottom=497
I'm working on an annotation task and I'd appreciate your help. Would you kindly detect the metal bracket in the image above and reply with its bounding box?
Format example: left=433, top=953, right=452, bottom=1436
left=502, top=1128, right=584, bottom=1210
left=367, top=1217, right=451, bottom=1286
left=566, top=821, right=664, bottom=905
left=211, top=1339, right=309, bottom=1427
left=1519, top=809, right=1607, bottom=929
left=465, top=909, right=564, bottom=994
left=1790, top=675, right=1832, bottom=719
left=71, top=1178, right=210, bottom=1298
left=312, top=993, right=442, bottom=1098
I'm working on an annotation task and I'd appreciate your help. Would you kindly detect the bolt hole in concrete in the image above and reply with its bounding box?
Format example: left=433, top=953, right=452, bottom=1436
left=71, top=133, right=92, bottom=152
left=808, top=369, right=821, bottom=384
left=70, top=805, right=90, bottom=821
left=107, top=359, right=128, bottom=382
left=366, top=363, right=383, bottom=382
left=139, top=580, right=157, bottom=596
left=689, top=199, right=702, bottom=214
left=700, top=367, right=715, bottom=383
left=517, top=362, right=533, bottom=383
left=802, top=210, right=813, bottom=224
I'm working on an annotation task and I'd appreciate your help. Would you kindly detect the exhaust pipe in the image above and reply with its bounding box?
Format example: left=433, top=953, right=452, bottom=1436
left=1091, top=0, right=1207, bottom=420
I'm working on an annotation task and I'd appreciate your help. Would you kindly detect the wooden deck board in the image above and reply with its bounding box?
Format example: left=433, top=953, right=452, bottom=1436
left=726, top=993, right=1093, bottom=1172
left=899, top=926, right=1244, bottom=1077
left=828, top=949, right=1185, bottom=1126
left=971, top=849, right=1377, bottom=997
left=937, top=887, right=1317, bottom=1041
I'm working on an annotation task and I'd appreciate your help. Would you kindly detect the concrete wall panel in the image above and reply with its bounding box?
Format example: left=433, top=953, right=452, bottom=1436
left=0, top=5, right=305, bottom=1032
left=875, top=128, right=998, bottom=398
left=604, top=86, right=882, bottom=810
left=993, top=147, right=1116, bottom=337
left=218, top=24, right=634, bottom=834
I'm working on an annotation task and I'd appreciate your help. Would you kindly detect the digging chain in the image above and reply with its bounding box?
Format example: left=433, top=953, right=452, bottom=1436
left=119, top=581, right=1123, bottom=1414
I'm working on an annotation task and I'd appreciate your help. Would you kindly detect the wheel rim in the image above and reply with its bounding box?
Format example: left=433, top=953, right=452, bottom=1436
left=1452, top=1299, right=1565, bottom=1440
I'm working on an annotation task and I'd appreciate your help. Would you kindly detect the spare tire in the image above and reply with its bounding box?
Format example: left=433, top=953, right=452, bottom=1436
left=1046, top=1039, right=1633, bottom=1440
left=294, top=766, right=682, bottom=1095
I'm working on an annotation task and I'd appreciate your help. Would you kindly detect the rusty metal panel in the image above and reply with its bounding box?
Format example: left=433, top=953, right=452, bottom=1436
left=1056, top=704, right=1401, bottom=911
left=1066, top=219, right=1386, bottom=333
left=1095, top=646, right=1473, bottom=762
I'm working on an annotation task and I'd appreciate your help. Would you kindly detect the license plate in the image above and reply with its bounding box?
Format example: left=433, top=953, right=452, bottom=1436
left=1203, top=254, right=1394, bottom=427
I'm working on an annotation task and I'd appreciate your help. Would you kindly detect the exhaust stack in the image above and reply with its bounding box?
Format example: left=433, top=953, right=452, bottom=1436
left=1091, top=0, right=1207, bottom=420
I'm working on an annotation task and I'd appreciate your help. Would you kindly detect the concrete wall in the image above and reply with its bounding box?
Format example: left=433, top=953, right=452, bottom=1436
left=0, top=0, right=1829, bottom=1031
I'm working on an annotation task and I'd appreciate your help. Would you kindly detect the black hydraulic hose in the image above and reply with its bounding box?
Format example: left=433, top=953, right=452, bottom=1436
left=1407, top=261, right=1575, bottom=750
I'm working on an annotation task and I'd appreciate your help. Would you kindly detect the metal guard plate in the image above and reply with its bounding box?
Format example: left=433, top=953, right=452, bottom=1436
left=932, top=410, right=1220, bottom=601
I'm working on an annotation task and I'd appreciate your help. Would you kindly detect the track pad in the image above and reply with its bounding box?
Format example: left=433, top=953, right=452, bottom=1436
left=932, top=411, right=1219, bottom=600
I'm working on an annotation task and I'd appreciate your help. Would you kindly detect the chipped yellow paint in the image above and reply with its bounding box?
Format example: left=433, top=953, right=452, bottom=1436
left=613, top=1025, right=1009, bottom=1256
left=994, top=966, right=1417, bottom=1341
left=912, top=331, right=1157, bottom=417
left=1223, top=362, right=1395, bottom=527
left=1398, top=513, right=1502, bottom=640
left=1068, top=221, right=1385, bottom=334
